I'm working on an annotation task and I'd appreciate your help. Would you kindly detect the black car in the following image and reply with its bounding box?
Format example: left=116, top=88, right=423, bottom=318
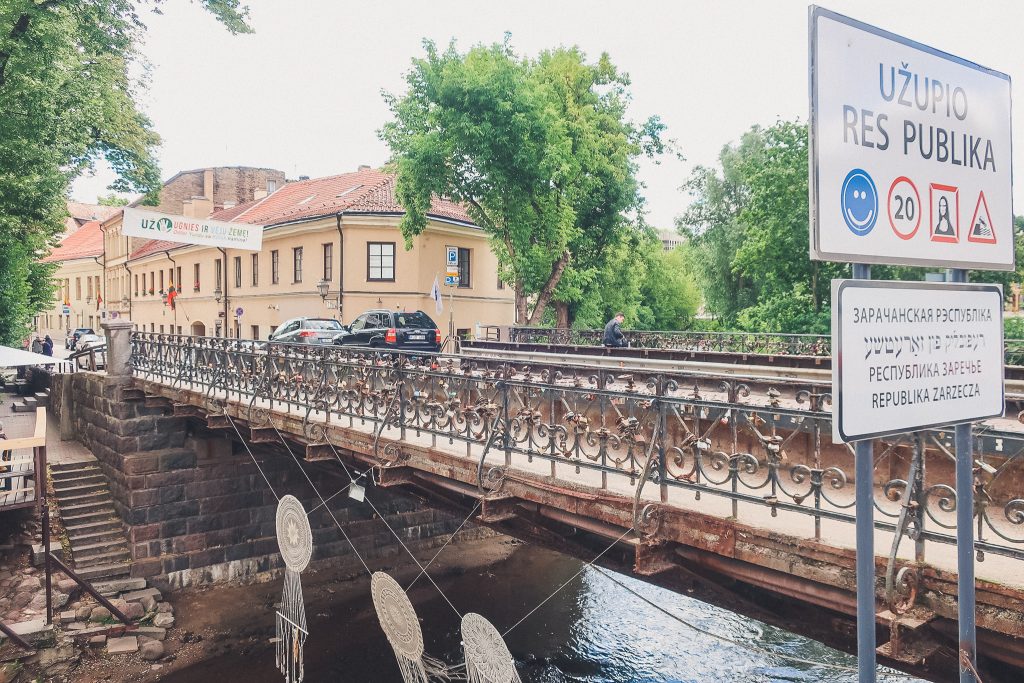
left=334, top=310, right=440, bottom=352
left=66, top=327, right=95, bottom=350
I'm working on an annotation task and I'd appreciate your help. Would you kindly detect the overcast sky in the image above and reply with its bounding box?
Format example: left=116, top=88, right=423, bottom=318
left=71, top=0, right=1024, bottom=230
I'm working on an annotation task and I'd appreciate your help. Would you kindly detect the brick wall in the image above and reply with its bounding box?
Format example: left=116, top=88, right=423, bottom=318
left=57, top=373, right=491, bottom=588
left=147, top=167, right=287, bottom=215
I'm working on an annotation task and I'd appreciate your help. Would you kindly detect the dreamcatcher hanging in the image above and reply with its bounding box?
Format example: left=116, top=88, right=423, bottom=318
left=371, top=571, right=450, bottom=683
left=461, top=613, right=521, bottom=683
left=275, top=495, right=313, bottom=683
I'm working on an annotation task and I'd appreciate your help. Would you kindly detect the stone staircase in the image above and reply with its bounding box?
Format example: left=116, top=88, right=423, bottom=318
left=50, top=462, right=132, bottom=581
left=11, top=390, right=49, bottom=413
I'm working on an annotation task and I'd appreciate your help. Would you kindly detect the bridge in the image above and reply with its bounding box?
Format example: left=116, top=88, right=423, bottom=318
left=103, top=326, right=1024, bottom=680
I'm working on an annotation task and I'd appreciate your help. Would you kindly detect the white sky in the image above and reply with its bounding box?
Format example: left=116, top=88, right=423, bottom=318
left=71, top=0, right=1024, bottom=230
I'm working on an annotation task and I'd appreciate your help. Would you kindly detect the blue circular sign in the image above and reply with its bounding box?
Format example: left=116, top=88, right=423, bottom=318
left=840, top=168, right=878, bottom=236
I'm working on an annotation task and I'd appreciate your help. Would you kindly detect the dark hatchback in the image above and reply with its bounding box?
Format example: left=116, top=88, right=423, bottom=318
left=333, top=310, right=441, bottom=352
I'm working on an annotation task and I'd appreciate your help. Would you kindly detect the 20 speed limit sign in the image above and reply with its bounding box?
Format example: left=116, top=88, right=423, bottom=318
left=887, top=176, right=921, bottom=240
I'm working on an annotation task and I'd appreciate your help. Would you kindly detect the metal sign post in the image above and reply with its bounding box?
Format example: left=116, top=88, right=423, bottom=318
left=948, top=269, right=977, bottom=683
left=851, top=263, right=876, bottom=683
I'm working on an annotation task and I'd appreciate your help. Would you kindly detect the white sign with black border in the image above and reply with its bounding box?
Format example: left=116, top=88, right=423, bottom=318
left=809, top=6, right=1013, bottom=270
left=832, top=279, right=1004, bottom=443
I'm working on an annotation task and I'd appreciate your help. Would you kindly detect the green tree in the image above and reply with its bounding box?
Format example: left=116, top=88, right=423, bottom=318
left=0, top=0, right=250, bottom=345
left=381, top=37, right=665, bottom=325
left=97, top=193, right=130, bottom=207
left=572, top=231, right=699, bottom=331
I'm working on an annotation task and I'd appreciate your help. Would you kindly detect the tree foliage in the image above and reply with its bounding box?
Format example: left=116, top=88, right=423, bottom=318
left=381, top=37, right=665, bottom=325
left=572, top=230, right=700, bottom=331
left=681, top=120, right=1024, bottom=334
left=0, top=0, right=249, bottom=345
left=97, top=193, right=130, bottom=206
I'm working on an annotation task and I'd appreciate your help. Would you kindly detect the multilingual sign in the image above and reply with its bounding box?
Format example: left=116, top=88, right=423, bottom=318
left=832, top=280, right=1004, bottom=443
left=809, top=6, right=1013, bottom=270
left=122, top=208, right=264, bottom=251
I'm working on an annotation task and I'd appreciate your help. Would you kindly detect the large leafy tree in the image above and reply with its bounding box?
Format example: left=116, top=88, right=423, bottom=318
left=381, top=38, right=665, bottom=325
left=0, top=0, right=250, bottom=345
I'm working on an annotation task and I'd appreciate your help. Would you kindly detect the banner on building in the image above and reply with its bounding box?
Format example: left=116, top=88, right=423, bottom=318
left=122, top=208, right=263, bottom=251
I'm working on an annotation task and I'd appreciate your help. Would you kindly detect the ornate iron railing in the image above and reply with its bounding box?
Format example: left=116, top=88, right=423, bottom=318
left=129, top=333, right=1024, bottom=610
left=510, top=327, right=1024, bottom=366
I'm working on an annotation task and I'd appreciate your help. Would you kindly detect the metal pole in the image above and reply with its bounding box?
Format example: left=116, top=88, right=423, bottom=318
left=948, top=267, right=977, bottom=682
left=41, top=445, right=52, bottom=626
left=852, top=262, right=876, bottom=683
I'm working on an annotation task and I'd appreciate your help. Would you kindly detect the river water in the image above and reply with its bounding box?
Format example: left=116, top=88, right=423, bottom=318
left=163, top=543, right=920, bottom=682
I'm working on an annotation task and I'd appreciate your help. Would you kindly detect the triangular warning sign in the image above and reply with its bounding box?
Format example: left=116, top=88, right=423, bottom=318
left=968, top=191, right=997, bottom=244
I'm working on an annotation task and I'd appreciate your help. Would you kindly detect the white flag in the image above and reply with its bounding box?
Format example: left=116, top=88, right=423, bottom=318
left=430, top=275, right=443, bottom=315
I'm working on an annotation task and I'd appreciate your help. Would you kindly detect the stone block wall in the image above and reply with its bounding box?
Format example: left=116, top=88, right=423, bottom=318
left=57, top=373, right=491, bottom=588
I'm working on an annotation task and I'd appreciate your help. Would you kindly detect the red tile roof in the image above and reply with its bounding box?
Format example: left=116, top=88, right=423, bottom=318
left=129, top=239, right=182, bottom=260
left=125, top=170, right=476, bottom=263
left=42, top=221, right=103, bottom=262
left=67, top=202, right=121, bottom=222
left=211, top=169, right=475, bottom=227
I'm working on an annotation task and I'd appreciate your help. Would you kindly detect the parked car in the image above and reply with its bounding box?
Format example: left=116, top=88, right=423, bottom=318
left=74, top=333, right=106, bottom=369
left=66, top=327, right=95, bottom=350
left=267, top=317, right=345, bottom=345
left=333, top=310, right=441, bottom=352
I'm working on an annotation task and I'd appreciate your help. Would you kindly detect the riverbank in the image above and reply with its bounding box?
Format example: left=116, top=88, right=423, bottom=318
left=68, top=535, right=521, bottom=682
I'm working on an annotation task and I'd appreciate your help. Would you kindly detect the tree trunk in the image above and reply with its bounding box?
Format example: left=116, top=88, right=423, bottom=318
left=553, top=301, right=570, bottom=329
left=526, top=250, right=571, bottom=325
left=514, top=285, right=528, bottom=325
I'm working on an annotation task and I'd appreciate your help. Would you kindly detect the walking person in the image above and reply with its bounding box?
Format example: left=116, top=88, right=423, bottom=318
left=42, top=335, right=53, bottom=357
left=30, top=336, right=42, bottom=354
left=603, top=312, right=628, bottom=348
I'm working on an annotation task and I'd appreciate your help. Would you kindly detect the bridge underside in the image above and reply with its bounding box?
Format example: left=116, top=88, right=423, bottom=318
left=135, top=377, right=1024, bottom=681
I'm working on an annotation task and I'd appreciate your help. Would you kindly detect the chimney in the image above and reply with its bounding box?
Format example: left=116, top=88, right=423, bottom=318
left=202, top=169, right=214, bottom=200
left=357, top=165, right=371, bottom=172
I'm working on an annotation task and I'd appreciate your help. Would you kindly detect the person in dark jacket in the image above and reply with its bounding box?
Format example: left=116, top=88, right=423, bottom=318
left=603, top=312, right=627, bottom=347
left=42, top=335, right=53, bottom=356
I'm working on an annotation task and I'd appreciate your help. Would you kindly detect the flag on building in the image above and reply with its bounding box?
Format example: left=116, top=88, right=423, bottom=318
left=96, top=293, right=102, bottom=310
left=430, top=275, right=443, bottom=315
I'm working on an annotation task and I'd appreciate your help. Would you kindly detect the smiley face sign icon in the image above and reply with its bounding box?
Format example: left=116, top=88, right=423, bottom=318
left=840, top=168, right=878, bottom=236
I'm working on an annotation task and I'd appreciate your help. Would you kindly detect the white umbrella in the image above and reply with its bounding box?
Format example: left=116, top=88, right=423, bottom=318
left=0, top=345, right=65, bottom=367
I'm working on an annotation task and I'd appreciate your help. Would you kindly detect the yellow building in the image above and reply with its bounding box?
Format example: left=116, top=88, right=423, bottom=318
left=37, top=220, right=105, bottom=341
left=103, top=168, right=514, bottom=339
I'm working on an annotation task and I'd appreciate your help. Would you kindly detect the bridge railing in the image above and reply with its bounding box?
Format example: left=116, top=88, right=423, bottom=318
left=128, top=333, right=1024, bottom=579
left=509, top=326, right=1024, bottom=365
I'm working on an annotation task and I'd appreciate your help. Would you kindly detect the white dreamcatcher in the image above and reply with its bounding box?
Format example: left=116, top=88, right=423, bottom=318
left=371, top=571, right=451, bottom=683
left=275, top=495, right=313, bottom=683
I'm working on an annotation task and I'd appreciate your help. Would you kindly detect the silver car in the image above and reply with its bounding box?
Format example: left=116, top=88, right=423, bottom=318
left=267, top=317, right=344, bottom=345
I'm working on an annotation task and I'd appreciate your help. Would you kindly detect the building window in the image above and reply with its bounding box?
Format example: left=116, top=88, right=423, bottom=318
left=133, top=275, right=138, bottom=297
left=271, top=250, right=280, bottom=284
left=174, top=267, right=181, bottom=291
left=193, top=263, right=201, bottom=292
left=251, top=253, right=258, bottom=286
left=293, top=247, right=303, bottom=283
left=323, top=243, right=333, bottom=281
left=234, top=256, right=242, bottom=288
left=457, top=247, right=471, bottom=288
left=86, top=277, right=93, bottom=300
left=214, top=259, right=222, bottom=292
left=267, top=179, right=277, bottom=193
left=497, top=275, right=504, bottom=290
left=367, top=242, right=395, bottom=281
left=159, top=270, right=164, bottom=293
